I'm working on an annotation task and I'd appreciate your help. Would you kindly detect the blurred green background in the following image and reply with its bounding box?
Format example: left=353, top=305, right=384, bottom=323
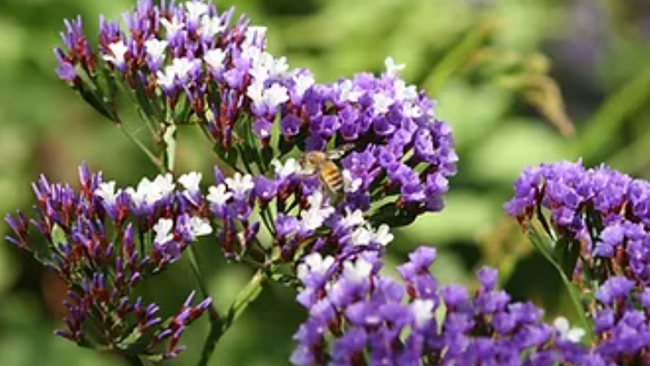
left=2, top=0, right=650, bottom=364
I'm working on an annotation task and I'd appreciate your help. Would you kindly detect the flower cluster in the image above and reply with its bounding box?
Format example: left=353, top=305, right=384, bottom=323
left=504, top=160, right=650, bottom=280
left=54, top=0, right=457, bottom=223
left=5, top=164, right=212, bottom=359
left=505, top=160, right=634, bottom=238
left=506, top=160, right=650, bottom=365
left=49, top=0, right=463, bottom=363
left=292, top=246, right=595, bottom=365
left=592, top=276, right=650, bottom=364
left=4, top=161, right=401, bottom=358
left=206, top=159, right=393, bottom=264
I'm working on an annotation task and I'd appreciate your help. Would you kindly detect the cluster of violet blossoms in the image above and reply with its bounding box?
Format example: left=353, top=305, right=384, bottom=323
left=3, top=159, right=400, bottom=362
left=292, top=246, right=603, bottom=366
left=5, top=164, right=212, bottom=359
left=506, top=160, right=650, bottom=365
left=54, top=0, right=457, bottom=221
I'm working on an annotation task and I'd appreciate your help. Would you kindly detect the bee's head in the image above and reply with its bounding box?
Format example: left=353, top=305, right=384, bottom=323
left=303, top=151, right=327, bottom=165
left=299, top=151, right=327, bottom=175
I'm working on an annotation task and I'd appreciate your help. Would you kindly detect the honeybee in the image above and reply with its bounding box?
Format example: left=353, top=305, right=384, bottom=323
left=299, top=144, right=354, bottom=195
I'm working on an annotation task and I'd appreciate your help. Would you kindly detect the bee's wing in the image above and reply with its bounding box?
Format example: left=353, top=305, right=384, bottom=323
left=326, top=143, right=355, bottom=160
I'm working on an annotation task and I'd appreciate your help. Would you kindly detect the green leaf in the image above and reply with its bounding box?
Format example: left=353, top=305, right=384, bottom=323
left=553, top=237, right=580, bottom=280
left=527, top=226, right=594, bottom=344
left=213, top=143, right=239, bottom=167
left=261, top=146, right=274, bottom=172
left=132, top=74, right=162, bottom=124
left=368, top=202, right=418, bottom=228
left=76, top=81, right=117, bottom=122
left=527, top=225, right=555, bottom=264
left=279, top=136, right=296, bottom=157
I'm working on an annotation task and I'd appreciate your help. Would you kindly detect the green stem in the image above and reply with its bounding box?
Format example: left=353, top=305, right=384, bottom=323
left=154, top=112, right=265, bottom=366
left=156, top=119, right=231, bottom=365
left=187, top=245, right=223, bottom=323
left=197, top=269, right=266, bottom=366
left=528, top=227, right=594, bottom=344
left=161, top=124, right=177, bottom=173
left=117, top=124, right=164, bottom=173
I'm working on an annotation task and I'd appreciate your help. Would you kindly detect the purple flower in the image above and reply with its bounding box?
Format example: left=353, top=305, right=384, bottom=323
left=5, top=163, right=212, bottom=359
left=596, top=276, right=636, bottom=306
left=54, top=1, right=458, bottom=242
left=507, top=160, right=650, bottom=364
left=292, top=246, right=588, bottom=365
left=506, top=161, right=650, bottom=293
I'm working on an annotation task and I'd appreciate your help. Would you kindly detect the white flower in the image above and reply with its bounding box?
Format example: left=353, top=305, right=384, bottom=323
left=394, top=79, right=418, bottom=101
left=204, top=48, right=226, bottom=72
left=301, top=207, right=335, bottom=232
left=156, top=66, right=176, bottom=90
left=553, top=317, right=586, bottom=343
left=342, top=258, right=373, bottom=284
left=243, top=26, right=267, bottom=47
left=297, top=253, right=335, bottom=281
left=373, top=93, right=394, bottom=115
left=185, top=1, right=209, bottom=22
left=144, top=38, right=168, bottom=63
left=188, top=216, right=213, bottom=237
left=294, top=73, right=315, bottom=98
left=300, top=191, right=335, bottom=232
left=373, top=224, right=394, bottom=246
left=246, top=80, right=265, bottom=105
left=307, top=190, right=326, bottom=208
left=339, top=79, right=363, bottom=103
left=384, top=57, right=406, bottom=77
left=241, top=46, right=263, bottom=65
left=127, top=173, right=175, bottom=206
left=350, top=223, right=393, bottom=246
left=225, top=173, right=255, bottom=197
left=95, top=181, right=120, bottom=206
left=247, top=52, right=290, bottom=81
left=272, top=158, right=300, bottom=178
left=207, top=184, right=232, bottom=206
left=264, top=83, right=290, bottom=109
left=155, top=57, right=196, bottom=90
left=125, top=186, right=145, bottom=207
left=160, top=16, right=184, bottom=38
left=268, top=56, right=289, bottom=78
left=178, top=172, right=202, bottom=193
left=169, top=57, right=195, bottom=83
left=351, top=226, right=373, bottom=246
left=248, top=82, right=289, bottom=112
left=341, top=208, right=365, bottom=229
left=249, top=66, right=270, bottom=84
left=102, top=41, right=128, bottom=68
left=200, top=15, right=225, bottom=38
left=152, top=174, right=175, bottom=197
left=153, top=218, right=174, bottom=244
left=403, top=102, right=423, bottom=119
left=411, top=299, right=434, bottom=327
left=342, top=170, right=362, bottom=193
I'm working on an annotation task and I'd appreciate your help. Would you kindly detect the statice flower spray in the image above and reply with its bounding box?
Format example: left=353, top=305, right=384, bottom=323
left=11, top=0, right=650, bottom=365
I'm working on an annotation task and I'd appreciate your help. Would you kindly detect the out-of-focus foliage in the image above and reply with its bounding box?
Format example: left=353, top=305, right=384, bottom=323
left=2, top=0, right=650, bottom=365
